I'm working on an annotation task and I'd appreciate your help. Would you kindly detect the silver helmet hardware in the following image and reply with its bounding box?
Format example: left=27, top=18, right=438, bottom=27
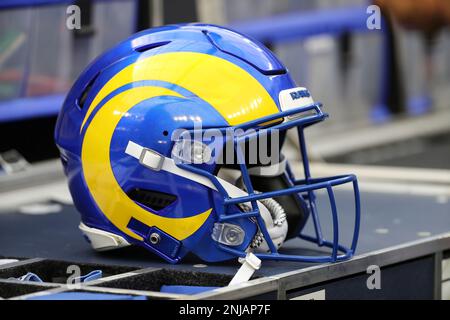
left=211, top=223, right=245, bottom=246
left=149, top=233, right=161, bottom=245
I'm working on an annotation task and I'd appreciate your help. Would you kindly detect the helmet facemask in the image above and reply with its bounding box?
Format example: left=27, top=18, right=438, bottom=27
left=173, top=97, right=361, bottom=263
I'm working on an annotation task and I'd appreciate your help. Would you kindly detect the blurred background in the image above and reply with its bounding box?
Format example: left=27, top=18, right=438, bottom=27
left=0, top=0, right=449, bottom=189
left=1, top=1, right=450, bottom=300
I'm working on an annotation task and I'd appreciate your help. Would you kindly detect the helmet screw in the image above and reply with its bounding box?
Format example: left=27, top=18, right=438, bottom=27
left=149, top=233, right=160, bottom=245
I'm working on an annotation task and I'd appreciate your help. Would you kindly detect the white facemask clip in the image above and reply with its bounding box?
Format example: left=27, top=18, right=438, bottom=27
left=228, top=252, right=261, bottom=286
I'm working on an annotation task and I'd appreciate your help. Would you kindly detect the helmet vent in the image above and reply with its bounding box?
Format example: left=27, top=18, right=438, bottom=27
left=127, top=188, right=177, bottom=211
left=134, top=41, right=171, bottom=53
left=77, top=73, right=99, bottom=110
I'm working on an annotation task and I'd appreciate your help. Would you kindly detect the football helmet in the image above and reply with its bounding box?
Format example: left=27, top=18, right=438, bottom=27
left=55, top=24, right=360, bottom=264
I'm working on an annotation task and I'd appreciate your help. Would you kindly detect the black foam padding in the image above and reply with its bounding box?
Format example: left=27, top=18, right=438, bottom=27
left=96, top=269, right=234, bottom=292
left=0, top=260, right=137, bottom=283
left=0, top=281, right=58, bottom=299
left=248, top=174, right=307, bottom=239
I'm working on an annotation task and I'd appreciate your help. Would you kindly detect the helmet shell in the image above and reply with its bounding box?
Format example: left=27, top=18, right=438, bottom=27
left=55, top=24, right=296, bottom=262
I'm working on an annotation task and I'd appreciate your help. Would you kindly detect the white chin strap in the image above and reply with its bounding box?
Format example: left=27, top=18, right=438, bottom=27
left=229, top=252, right=261, bottom=286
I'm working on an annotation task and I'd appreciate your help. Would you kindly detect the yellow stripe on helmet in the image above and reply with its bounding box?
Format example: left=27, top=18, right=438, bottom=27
left=82, top=86, right=211, bottom=241
left=81, top=52, right=279, bottom=132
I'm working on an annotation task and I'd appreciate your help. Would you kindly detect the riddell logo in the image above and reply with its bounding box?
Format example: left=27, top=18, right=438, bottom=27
left=290, top=90, right=311, bottom=100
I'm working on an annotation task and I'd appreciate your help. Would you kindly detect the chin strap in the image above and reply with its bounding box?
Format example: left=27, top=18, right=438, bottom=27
left=229, top=253, right=261, bottom=286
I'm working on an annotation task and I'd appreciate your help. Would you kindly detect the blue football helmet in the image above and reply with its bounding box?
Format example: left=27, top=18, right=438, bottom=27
left=55, top=24, right=360, bottom=264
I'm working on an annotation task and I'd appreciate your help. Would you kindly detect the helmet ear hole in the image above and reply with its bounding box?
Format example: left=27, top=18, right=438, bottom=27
left=126, top=188, right=177, bottom=211
left=162, top=130, right=169, bottom=136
